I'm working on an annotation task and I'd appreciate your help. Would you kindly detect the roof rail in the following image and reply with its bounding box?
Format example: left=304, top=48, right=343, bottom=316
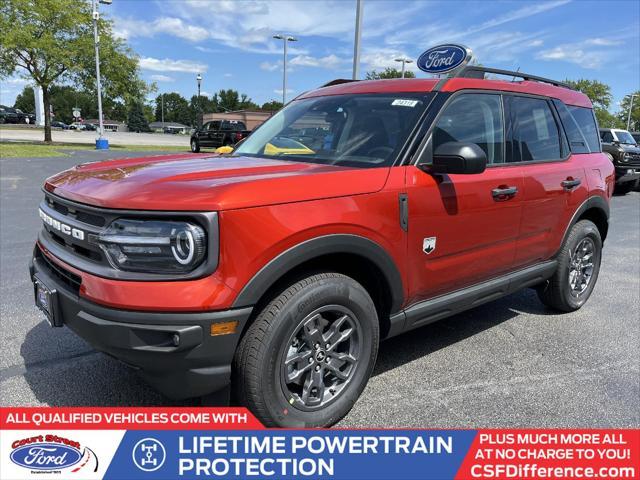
left=454, top=66, right=572, bottom=89
left=320, top=79, right=360, bottom=88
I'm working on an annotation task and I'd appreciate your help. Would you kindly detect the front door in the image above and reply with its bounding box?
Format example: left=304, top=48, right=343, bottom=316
left=406, top=93, right=524, bottom=304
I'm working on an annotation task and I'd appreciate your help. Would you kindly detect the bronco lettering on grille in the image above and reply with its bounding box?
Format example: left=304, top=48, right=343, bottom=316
left=39, top=209, right=85, bottom=241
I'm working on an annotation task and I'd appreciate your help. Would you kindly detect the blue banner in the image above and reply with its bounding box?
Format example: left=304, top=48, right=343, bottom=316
left=105, top=430, right=477, bottom=479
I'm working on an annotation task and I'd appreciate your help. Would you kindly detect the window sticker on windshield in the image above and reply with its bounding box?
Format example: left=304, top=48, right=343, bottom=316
left=391, top=99, right=419, bottom=107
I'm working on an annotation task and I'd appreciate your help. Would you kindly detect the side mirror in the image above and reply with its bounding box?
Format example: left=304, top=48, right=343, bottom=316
left=423, top=142, right=487, bottom=174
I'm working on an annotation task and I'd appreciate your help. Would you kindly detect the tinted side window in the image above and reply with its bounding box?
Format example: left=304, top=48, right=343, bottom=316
left=568, top=106, right=600, bottom=152
left=510, top=97, right=561, bottom=162
left=433, top=93, right=504, bottom=164
left=209, top=121, right=221, bottom=130
left=553, top=100, right=590, bottom=154
left=600, top=130, right=614, bottom=143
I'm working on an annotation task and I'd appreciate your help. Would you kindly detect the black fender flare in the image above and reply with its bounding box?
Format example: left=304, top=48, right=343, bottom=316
left=232, top=234, right=404, bottom=313
left=558, top=195, right=610, bottom=253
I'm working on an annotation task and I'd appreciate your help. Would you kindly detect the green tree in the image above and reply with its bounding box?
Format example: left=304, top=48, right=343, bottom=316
left=143, top=104, right=155, bottom=124
left=0, top=0, right=148, bottom=141
left=212, top=89, right=258, bottom=112
left=260, top=100, right=283, bottom=112
left=127, top=101, right=150, bottom=132
left=48, top=85, right=96, bottom=124
left=154, top=92, right=190, bottom=125
left=564, top=79, right=612, bottom=110
left=365, top=67, right=416, bottom=80
left=618, top=91, right=640, bottom=131
left=189, top=94, right=217, bottom=127
left=13, top=85, right=34, bottom=112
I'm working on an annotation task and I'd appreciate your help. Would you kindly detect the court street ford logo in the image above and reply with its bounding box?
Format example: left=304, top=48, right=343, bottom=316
left=10, top=440, right=82, bottom=471
left=417, top=44, right=472, bottom=74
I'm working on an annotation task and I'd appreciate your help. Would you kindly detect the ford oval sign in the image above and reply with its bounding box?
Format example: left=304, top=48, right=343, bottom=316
left=10, top=443, right=82, bottom=471
left=417, top=44, right=472, bottom=74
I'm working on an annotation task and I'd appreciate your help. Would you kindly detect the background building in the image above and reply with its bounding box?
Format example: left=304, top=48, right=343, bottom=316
left=202, top=110, right=274, bottom=130
left=148, top=121, right=190, bottom=134
left=84, top=119, right=127, bottom=132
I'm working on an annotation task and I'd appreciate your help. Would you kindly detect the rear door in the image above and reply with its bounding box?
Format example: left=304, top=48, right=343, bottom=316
left=406, top=92, right=524, bottom=303
left=505, top=95, right=588, bottom=267
left=198, top=122, right=211, bottom=145
left=209, top=121, right=223, bottom=146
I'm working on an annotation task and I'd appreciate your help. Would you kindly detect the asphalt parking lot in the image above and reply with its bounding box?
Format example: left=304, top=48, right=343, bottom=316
left=1, top=151, right=638, bottom=428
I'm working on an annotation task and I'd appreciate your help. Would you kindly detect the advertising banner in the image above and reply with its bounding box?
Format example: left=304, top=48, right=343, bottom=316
left=1, top=407, right=638, bottom=480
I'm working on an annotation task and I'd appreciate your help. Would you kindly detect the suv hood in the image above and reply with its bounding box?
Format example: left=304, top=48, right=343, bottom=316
left=45, top=154, right=390, bottom=211
left=620, top=144, right=640, bottom=153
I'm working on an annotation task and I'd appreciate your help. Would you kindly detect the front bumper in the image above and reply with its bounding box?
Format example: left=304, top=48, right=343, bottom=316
left=614, top=166, right=640, bottom=184
left=29, top=247, right=252, bottom=400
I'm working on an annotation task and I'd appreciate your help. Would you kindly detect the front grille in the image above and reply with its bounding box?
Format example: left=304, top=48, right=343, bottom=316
left=46, top=195, right=106, bottom=227
left=624, top=153, right=640, bottom=167
left=36, top=247, right=81, bottom=294
left=41, top=193, right=108, bottom=266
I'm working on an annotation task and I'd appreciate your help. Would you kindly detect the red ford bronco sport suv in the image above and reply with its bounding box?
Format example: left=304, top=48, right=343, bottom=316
left=30, top=65, right=613, bottom=427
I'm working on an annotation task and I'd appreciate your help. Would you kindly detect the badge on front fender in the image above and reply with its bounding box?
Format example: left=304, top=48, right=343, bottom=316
left=423, top=237, right=436, bottom=255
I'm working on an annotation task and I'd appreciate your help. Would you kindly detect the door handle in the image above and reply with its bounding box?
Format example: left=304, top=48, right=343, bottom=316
left=562, top=178, right=581, bottom=190
left=492, top=186, right=518, bottom=200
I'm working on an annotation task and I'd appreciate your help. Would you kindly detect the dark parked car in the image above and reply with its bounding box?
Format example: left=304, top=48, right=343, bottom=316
left=599, top=128, right=640, bottom=194
left=190, top=120, right=251, bottom=152
left=0, top=105, right=19, bottom=124
left=13, top=108, right=35, bottom=124
left=51, top=121, right=69, bottom=130
left=83, top=123, right=97, bottom=131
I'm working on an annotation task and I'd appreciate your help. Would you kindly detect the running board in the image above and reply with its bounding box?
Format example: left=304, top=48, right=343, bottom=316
left=387, top=261, right=557, bottom=338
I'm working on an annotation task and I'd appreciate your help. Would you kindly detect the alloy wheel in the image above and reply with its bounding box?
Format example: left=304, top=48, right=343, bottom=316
left=568, top=237, right=596, bottom=297
left=280, top=305, right=361, bottom=411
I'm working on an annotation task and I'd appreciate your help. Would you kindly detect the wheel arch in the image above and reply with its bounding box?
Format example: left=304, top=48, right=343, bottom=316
left=560, top=196, right=610, bottom=251
left=232, top=234, right=404, bottom=338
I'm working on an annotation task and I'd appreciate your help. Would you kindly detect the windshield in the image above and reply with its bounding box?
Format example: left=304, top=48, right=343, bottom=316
left=615, top=130, right=637, bottom=144
left=234, top=93, right=432, bottom=168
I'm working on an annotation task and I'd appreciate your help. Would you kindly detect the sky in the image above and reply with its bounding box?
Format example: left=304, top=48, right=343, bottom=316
left=1, top=0, right=639, bottom=112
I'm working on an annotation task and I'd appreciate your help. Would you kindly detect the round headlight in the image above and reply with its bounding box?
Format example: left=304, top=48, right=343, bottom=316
left=172, top=225, right=205, bottom=265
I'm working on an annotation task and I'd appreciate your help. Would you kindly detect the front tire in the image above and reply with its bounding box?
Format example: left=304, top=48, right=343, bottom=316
left=537, top=220, right=602, bottom=312
left=233, top=273, right=379, bottom=427
left=190, top=138, right=200, bottom=153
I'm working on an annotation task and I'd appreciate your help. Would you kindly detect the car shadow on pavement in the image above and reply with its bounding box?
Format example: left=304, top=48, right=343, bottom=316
left=373, top=288, right=556, bottom=376
left=16, top=288, right=557, bottom=407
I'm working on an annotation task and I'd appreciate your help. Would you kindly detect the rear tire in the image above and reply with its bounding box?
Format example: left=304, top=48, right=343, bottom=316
left=190, top=138, right=200, bottom=153
left=233, top=273, right=379, bottom=427
left=536, top=220, right=602, bottom=312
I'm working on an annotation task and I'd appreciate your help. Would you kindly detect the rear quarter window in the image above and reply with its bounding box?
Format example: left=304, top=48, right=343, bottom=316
left=567, top=106, right=601, bottom=153
left=553, top=100, right=590, bottom=154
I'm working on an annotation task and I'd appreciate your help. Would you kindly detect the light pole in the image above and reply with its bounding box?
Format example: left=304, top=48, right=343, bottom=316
left=160, top=94, right=164, bottom=129
left=626, top=94, right=637, bottom=131
left=273, top=34, right=297, bottom=104
left=394, top=57, right=413, bottom=78
left=92, top=0, right=111, bottom=149
left=196, top=73, right=202, bottom=127
left=352, top=0, right=364, bottom=80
